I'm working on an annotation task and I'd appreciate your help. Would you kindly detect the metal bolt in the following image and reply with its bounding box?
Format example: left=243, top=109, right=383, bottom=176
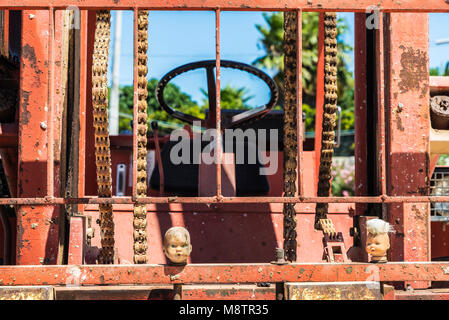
left=29, top=14, right=35, bottom=20
left=40, top=122, right=47, bottom=130
left=272, top=247, right=287, bottom=265
left=397, top=103, right=403, bottom=112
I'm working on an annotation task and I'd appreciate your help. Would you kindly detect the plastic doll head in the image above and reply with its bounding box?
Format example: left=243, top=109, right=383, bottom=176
left=163, top=227, right=192, bottom=265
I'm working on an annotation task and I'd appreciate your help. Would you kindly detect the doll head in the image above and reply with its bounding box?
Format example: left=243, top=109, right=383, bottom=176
left=366, top=219, right=395, bottom=262
left=163, top=227, right=192, bottom=265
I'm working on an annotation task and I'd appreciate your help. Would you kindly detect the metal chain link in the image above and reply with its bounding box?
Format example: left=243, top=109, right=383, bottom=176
left=315, top=12, right=338, bottom=230
left=92, top=10, right=114, bottom=264
left=282, top=11, right=298, bottom=262
left=133, top=10, right=149, bottom=264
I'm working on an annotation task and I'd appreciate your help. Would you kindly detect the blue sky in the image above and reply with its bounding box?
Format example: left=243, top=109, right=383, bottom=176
left=108, top=11, right=449, bottom=106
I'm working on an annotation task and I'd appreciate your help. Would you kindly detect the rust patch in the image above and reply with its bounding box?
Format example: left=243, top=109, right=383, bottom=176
left=0, top=286, right=54, bottom=300
left=20, top=90, right=31, bottom=126
left=398, top=45, right=428, bottom=98
left=411, top=205, right=427, bottom=225
left=395, top=112, right=405, bottom=131
left=21, top=44, right=43, bottom=87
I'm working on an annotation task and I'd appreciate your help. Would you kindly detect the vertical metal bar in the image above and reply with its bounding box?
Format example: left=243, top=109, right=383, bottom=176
left=354, top=13, right=368, bottom=218
left=132, top=8, right=139, bottom=199
left=313, top=12, right=325, bottom=194
left=215, top=9, right=222, bottom=197
left=47, top=7, right=55, bottom=197
left=1, top=10, right=9, bottom=57
left=376, top=13, right=387, bottom=198
left=296, top=9, right=303, bottom=197
left=84, top=11, right=98, bottom=197
left=78, top=10, right=88, bottom=212
left=385, top=13, right=431, bottom=289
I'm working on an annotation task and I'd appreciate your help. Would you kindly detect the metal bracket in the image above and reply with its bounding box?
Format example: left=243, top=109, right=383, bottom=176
left=322, top=232, right=349, bottom=263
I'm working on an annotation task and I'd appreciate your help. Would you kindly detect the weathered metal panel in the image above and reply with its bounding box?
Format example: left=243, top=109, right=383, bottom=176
left=285, top=281, right=382, bottom=300
left=394, top=289, right=449, bottom=300
left=0, top=286, right=54, bottom=300
left=385, top=13, right=431, bottom=289
left=183, top=285, right=275, bottom=300
left=16, top=10, right=59, bottom=265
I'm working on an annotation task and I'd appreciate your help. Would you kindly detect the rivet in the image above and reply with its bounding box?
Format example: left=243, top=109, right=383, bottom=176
left=40, top=122, right=47, bottom=130
left=29, top=14, right=35, bottom=20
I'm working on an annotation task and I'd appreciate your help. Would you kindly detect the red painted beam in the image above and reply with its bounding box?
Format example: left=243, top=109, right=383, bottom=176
left=2, top=195, right=449, bottom=205
left=354, top=13, right=368, bottom=216
left=0, top=263, right=449, bottom=286
left=16, top=10, right=59, bottom=265
left=0, top=1, right=449, bottom=12
left=430, top=76, right=449, bottom=94
left=313, top=12, right=324, bottom=193
left=385, top=13, right=431, bottom=289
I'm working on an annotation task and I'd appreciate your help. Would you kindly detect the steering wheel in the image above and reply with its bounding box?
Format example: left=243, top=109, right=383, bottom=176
left=155, top=60, right=279, bottom=129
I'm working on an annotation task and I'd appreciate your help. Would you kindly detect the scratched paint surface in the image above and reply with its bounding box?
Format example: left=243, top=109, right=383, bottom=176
left=386, top=13, right=430, bottom=289
left=16, top=10, right=59, bottom=265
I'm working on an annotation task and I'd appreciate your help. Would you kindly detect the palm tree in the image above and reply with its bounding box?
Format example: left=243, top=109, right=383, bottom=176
left=253, top=12, right=354, bottom=131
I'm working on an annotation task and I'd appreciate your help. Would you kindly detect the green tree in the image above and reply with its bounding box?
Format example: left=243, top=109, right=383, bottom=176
left=430, top=62, right=449, bottom=76
left=200, top=84, right=253, bottom=110
left=253, top=12, right=354, bottom=132
left=117, top=79, right=253, bottom=135
left=117, top=78, right=203, bottom=135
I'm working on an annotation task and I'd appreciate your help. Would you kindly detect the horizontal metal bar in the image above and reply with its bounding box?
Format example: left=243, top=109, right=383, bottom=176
left=1, top=1, right=449, bottom=12
left=1, top=262, right=449, bottom=286
left=431, top=216, right=449, bottom=222
left=1, top=195, right=449, bottom=205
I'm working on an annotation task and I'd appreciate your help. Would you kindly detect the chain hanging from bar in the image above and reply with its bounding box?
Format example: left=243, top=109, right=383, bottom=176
left=92, top=10, right=114, bottom=264
left=315, top=12, right=338, bottom=231
left=282, top=11, right=298, bottom=262
left=133, top=10, right=149, bottom=264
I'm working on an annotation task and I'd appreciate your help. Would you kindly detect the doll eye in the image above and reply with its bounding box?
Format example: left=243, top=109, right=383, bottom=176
left=171, top=245, right=175, bottom=248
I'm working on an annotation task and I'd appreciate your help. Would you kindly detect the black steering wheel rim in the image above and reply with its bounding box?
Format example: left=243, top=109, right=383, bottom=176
left=155, top=60, right=278, bottom=129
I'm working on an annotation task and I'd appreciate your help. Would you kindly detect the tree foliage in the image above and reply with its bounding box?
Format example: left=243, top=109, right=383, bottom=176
left=200, top=84, right=253, bottom=110
left=118, top=78, right=202, bottom=135
left=253, top=12, right=354, bottom=132
left=430, top=62, right=449, bottom=76
left=117, top=79, right=254, bottom=135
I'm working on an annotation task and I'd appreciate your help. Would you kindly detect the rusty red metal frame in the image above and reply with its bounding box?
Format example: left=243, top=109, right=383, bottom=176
left=1, top=1, right=449, bottom=12
left=0, top=262, right=449, bottom=285
left=47, top=7, right=55, bottom=197
left=1, top=195, right=449, bottom=205
left=2, top=3, right=445, bottom=293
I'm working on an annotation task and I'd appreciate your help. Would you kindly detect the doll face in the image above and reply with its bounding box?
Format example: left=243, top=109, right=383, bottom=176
left=164, top=234, right=192, bottom=264
left=366, top=233, right=390, bottom=257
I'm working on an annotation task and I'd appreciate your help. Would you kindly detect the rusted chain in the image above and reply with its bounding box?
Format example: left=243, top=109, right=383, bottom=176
left=282, top=11, right=298, bottom=262
left=133, top=10, right=149, bottom=264
left=315, top=12, right=338, bottom=230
